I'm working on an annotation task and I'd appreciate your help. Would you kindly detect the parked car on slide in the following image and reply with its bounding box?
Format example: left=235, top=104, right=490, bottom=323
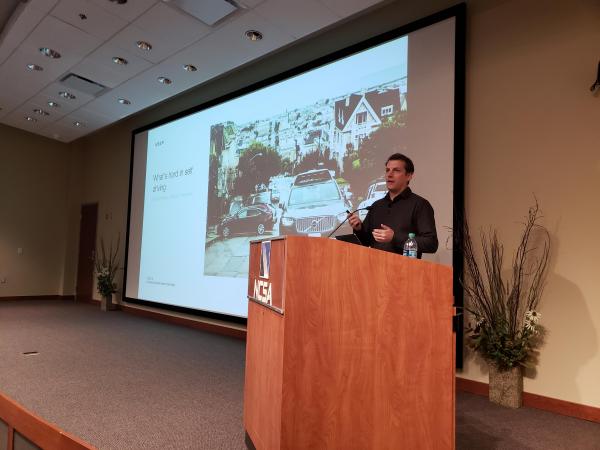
left=358, top=179, right=387, bottom=220
left=218, top=206, right=273, bottom=238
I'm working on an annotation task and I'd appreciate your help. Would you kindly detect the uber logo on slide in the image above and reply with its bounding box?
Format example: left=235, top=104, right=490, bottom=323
left=254, top=241, right=272, bottom=305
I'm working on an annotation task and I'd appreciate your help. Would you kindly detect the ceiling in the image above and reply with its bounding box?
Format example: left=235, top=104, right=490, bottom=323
left=0, top=0, right=385, bottom=143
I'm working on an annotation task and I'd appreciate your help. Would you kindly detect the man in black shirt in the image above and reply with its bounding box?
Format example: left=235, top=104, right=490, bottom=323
left=348, top=153, right=438, bottom=258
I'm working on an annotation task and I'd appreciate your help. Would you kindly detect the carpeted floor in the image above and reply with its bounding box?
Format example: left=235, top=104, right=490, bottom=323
left=0, top=300, right=599, bottom=449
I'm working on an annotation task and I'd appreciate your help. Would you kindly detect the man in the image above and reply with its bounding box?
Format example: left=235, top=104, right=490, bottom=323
left=348, top=153, right=438, bottom=258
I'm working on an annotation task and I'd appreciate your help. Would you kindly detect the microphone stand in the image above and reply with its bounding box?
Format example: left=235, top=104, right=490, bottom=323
left=326, top=206, right=371, bottom=238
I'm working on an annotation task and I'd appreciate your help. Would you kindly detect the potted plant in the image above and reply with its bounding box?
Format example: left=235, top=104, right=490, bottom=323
left=94, top=235, right=120, bottom=311
left=461, top=202, right=550, bottom=408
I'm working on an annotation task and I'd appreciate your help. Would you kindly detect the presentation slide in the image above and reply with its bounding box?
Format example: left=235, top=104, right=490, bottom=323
left=125, top=17, right=457, bottom=318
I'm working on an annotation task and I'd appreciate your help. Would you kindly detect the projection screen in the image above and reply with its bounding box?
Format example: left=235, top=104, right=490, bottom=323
left=125, top=11, right=462, bottom=319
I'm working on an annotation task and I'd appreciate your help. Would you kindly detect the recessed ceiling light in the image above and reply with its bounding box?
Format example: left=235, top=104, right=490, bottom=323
left=25, top=116, right=37, bottom=122
left=245, top=30, right=263, bottom=41
left=136, top=41, right=152, bottom=51
left=33, top=108, right=49, bottom=116
left=73, top=121, right=84, bottom=127
left=26, top=64, right=43, bottom=71
left=183, top=64, right=197, bottom=72
left=59, top=91, right=76, bottom=100
left=117, top=98, right=131, bottom=105
left=47, top=101, right=60, bottom=108
left=157, top=77, right=172, bottom=85
left=112, top=56, right=128, bottom=65
left=39, top=47, right=61, bottom=58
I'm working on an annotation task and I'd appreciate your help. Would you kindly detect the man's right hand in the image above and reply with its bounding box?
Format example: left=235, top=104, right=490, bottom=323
left=348, top=211, right=362, bottom=231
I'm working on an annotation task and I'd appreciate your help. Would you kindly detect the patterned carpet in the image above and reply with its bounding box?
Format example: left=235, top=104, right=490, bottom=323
left=0, top=300, right=598, bottom=449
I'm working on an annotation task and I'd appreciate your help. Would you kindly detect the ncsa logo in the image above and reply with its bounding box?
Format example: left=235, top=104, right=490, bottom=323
left=255, top=240, right=272, bottom=305
left=253, top=279, right=272, bottom=305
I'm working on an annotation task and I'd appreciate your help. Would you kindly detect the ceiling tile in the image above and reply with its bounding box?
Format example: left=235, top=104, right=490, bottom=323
left=0, top=110, right=47, bottom=133
left=0, top=46, right=68, bottom=98
left=65, top=106, right=113, bottom=129
left=40, top=120, right=87, bottom=142
left=27, top=92, right=76, bottom=118
left=10, top=101, right=61, bottom=126
left=87, top=0, right=157, bottom=23
left=83, top=90, right=141, bottom=121
left=254, top=0, right=340, bottom=39
left=39, top=81, right=96, bottom=109
left=318, top=0, right=385, bottom=18
left=236, top=0, right=267, bottom=7
left=20, top=16, right=102, bottom=68
left=70, top=43, right=153, bottom=88
left=0, top=1, right=59, bottom=65
left=168, top=10, right=295, bottom=86
left=51, top=0, right=129, bottom=40
left=108, top=2, right=211, bottom=64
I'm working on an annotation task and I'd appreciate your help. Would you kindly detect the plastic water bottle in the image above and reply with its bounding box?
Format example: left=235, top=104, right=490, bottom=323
left=403, top=233, right=418, bottom=258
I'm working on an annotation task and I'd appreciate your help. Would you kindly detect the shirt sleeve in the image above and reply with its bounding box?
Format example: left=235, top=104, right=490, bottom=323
left=354, top=209, right=374, bottom=247
left=414, top=199, right=438, bottom=254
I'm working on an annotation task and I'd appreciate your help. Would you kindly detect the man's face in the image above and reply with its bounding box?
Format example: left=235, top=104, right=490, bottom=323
left=385, top=159, right=413, bottom=194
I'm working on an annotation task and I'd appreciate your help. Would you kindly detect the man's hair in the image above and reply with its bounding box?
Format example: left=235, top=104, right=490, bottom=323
left=386, top=153, right=414, bottom=174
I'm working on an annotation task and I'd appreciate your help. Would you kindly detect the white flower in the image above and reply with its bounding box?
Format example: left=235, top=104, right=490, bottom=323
left=525, top=310, right=541, bottom=324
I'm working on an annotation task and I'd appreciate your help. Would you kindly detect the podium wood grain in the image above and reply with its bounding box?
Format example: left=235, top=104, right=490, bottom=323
left=245, top=236, right=454, bottom=450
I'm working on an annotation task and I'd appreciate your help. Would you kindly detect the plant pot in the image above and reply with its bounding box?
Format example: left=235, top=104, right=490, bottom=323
left=488, top=363, right=523, bottom=408
left=101, top=294, right=113, bottom=311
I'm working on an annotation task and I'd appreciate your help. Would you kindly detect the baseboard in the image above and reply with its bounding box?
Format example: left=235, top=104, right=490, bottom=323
left=0, top=295, right=74, bottom=301
left=120, top=304, right=247, bottom=340
left=456, top=377, right=600, bottom=424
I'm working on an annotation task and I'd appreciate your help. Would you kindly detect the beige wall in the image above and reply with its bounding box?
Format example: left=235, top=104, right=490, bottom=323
left=463, top=0, right=600, bottom=408
left=2, top=0, right=598, bottom=407
left=0, top=124, right=70, bottom=296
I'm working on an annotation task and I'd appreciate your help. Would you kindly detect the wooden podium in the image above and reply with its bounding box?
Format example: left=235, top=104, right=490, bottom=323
left=244, top=236, right=455, bottom=450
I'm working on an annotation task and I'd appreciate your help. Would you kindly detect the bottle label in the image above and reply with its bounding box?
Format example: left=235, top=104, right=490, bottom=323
left=408, top=250, right=417, bottom=258
left=403, top=250, right=408, bottom=257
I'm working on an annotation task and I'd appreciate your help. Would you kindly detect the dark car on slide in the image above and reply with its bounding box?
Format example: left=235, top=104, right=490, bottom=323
left=218, top=206, right=274, bottom=238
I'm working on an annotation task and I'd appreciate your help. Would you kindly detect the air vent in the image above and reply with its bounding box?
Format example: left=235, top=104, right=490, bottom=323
left=60, top=73, right=107, bottom=96
left=164, top=0, right=238, bottom=26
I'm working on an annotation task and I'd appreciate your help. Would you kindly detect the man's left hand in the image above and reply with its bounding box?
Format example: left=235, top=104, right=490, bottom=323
left=372, top=224, right=394, bottom=243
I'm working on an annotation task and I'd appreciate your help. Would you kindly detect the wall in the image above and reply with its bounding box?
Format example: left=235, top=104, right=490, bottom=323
left=0, top=124, right=70, bottom=296
left=463, top=0, right=600, bottom=408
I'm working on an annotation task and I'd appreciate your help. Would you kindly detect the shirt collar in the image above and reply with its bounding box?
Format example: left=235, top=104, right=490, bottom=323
left=385, top=187, right=412, bottom=204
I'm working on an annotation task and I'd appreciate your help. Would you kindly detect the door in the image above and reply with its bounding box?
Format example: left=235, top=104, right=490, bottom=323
left=76, top=203, right=98, bottom=302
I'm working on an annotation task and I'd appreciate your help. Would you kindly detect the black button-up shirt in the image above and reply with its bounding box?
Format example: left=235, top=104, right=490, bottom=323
left=355, top=187, right=438, bottom=257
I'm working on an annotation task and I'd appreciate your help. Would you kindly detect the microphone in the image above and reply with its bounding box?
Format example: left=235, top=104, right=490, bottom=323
left=326, top=206, right=371, bottom=238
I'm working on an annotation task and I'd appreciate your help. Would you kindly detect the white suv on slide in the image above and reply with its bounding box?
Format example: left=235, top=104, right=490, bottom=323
left=357, top=179, right=387, bottom=220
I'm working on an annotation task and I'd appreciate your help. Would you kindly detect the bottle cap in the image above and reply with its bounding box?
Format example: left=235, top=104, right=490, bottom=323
left=408, top=232, right=415, bottom=238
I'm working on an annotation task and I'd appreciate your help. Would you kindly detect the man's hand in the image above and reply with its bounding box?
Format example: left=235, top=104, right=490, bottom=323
left=372, top=224, right=394, bottom=243
left=348, top=211, right=362, bottom=231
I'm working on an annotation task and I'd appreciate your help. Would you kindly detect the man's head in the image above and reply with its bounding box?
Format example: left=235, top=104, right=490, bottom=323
left=385, top=153, right=414, bottom=195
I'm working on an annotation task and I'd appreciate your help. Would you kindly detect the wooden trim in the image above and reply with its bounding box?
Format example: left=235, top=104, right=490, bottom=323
left=456, top=377, right=488, bottom=396
left=456, top=377, right=600, bottom=423
left=0, top=391, right=95, bottom=450
left=120, top=305, right=247, bottom=340
left=0, top=295, right=58, bottom=301
left=0, top=295, right=73, bottom=301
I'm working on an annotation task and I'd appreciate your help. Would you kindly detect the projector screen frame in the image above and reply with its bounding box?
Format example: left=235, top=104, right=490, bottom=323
left=123, top=4, right=466, bottom=345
